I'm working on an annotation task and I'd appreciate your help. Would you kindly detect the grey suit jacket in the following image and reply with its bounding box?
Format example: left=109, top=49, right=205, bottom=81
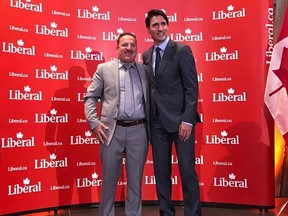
left=84, top=59, right=149, bottom=146
left=143, top=39, right=200, bottom=132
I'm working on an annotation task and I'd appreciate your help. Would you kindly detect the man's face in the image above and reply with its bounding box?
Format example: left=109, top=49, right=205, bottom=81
left=148, top=15, right=168, bottom=45
left=116, top=35, right=137, bottom=63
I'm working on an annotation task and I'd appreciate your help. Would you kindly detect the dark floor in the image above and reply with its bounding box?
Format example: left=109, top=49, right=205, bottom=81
left=21, top=198, right=288, bottom=216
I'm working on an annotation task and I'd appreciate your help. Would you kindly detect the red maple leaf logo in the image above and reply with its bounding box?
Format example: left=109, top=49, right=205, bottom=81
left=269, top=46, right=288, bottom=96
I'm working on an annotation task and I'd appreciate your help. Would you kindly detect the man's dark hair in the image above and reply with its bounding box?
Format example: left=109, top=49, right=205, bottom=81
left=117, top=33, right=137, bottom=45
left=145, top=9, right=169, bottom=28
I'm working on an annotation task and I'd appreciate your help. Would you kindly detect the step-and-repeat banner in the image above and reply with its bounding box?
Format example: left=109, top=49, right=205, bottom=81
left=0, top=0, right=275, bottom=215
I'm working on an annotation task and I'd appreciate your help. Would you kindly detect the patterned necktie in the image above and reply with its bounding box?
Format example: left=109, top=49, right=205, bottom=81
left=155, top=47, right=162, bottom=77
left=124, top=64, right=135, bottom=117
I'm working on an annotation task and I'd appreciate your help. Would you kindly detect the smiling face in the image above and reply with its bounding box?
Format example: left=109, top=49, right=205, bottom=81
left=116, top=34, right=137, bottom=63
left=147, top=15, right=169, bottom=45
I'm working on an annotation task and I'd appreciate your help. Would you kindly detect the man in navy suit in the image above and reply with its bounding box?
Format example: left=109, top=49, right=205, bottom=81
left=143, top=9, right=201, bottom=216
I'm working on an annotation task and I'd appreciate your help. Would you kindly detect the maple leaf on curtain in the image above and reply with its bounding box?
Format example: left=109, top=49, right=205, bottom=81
left=264, top=6, right=288, bottom=136
left=268, top=47, right=288, bottom=97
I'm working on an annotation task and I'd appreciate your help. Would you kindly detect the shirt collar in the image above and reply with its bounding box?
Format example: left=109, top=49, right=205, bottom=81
left=154, top=37, right=169, bottom=51
left=119, top=59, right=135, bottom=69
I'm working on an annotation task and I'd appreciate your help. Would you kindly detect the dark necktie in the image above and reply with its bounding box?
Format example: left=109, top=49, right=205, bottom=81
left=155, top=47, right=162, bottom=77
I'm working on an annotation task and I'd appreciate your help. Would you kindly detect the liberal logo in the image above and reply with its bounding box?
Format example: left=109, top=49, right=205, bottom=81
left=8, top=178, right=41, bottom=196
left=214, top=173, right=248, bottom=188
left=77, top=6, right=110, bottom=20
left=10, top=0, right=43, bottom=12
left=170, top=28, right=203, bottom=42
left=35, top=108, right=68, bottom=123
left=213, top=88, right=247, bottom=102
left=1, top=132, right=35, bottom=148
left=206, top=130, right=240, bottom=145
left=198, top=73, right=203, bottom=82
left=9, top=85, right=42, bottom=101
left=265, top=8, right=274, bottom=64
left=34, top=153, right=68, bottom=169
left=70, top=46, right=104, bottom=60
left=35, top=22, right=68, bottom=37
left=70, top=130, right=99, bottom=145
left=145, top=175, right=178, bottom=185
left=102, top=28, right=124, bottom=41
left=77, top=92, right=86, bottom=102
left=35, top=65, right=68, bottom=80
left=205, top=47, right=238, bottom=61
left=77, top=172, right=102, bottom=188
left=2, top=39, right=35, bottom=56
left=198, top=113, right=204, bottom=122
left=212, top=5, right=246, bottom=20
left=171, top=155, right=204, bottom=164
left=161, top=9, right=177, bottom=22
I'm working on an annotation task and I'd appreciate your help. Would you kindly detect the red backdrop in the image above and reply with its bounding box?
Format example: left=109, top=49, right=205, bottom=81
left=0, top=0, right=275, bottom=215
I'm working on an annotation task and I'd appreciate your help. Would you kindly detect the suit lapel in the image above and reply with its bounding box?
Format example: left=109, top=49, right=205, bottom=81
left=111, top=59, right=120, bottom=98
left=146, top=47, right=156, bottom=86
left=136, top=63, right=147, bottom=102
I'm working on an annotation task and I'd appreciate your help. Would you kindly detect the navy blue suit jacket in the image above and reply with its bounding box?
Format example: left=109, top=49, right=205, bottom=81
left=143, top=39, right=200, bottom=132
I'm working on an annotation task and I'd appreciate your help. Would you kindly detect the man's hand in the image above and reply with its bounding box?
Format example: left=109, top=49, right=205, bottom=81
left=178, top=122, right=192, bottom=142
left=92, top=123, right=109, bottom=144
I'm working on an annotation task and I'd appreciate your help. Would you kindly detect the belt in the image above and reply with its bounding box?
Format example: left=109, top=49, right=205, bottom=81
left=116, top=119, right=146, bottom=127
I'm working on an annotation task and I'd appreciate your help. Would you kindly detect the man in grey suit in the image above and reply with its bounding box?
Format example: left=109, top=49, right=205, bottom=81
left=84, top=33, right=149, bottom=216
left=143, top=10, right=201, bottom=216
